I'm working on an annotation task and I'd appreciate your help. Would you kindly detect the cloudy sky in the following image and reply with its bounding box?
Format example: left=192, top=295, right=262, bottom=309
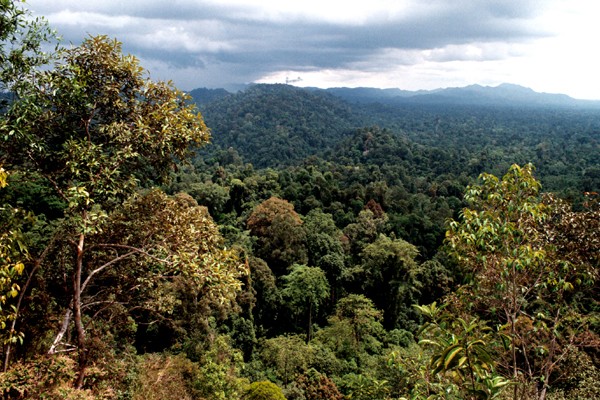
left=26, top=0, right=600, bottom=99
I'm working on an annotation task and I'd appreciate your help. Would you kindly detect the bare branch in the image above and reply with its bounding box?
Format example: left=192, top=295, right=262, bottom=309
left=48, top=308, right=73, bottom=355
left=81, top=250, right=136, bottom=293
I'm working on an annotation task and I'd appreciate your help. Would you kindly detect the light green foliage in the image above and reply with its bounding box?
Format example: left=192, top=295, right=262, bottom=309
left=3, top=35, right=210, bottom=210
left=260, top=335, right=314, bottom=385
left=332, top=294, right=383, bottom=354
left=339, top=372, right=390, bottom=400
left=243, top=380, right=286, bottom=400
left=415, top=302, right=510, bottom=400
left=303, top=209, right=345, bottom=287
left=446, top=164, right=550, bottom=393
left=343, top=208, right=388, bottom=259
left=385, top=343, right=439, bottom=400
left=445, top=164, right=598, bottom=399
left=0, top=34, right=221, bottom=386
left=446, top=163, right=547, bottom=276
left=0, top=167, right=27, bottom=344
left=546, top=349, right=600, bottom=400
left=0, top=0, right=55, bottom=93
left=282, top=264, right=330, bottom=341
left=193, top=335, right=247, bottom=400
left=93, top=190, right=247, bottom=313
left=313, top=294, right=386, bottom=381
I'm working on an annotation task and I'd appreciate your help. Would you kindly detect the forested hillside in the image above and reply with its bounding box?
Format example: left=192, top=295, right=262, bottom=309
left=198, top=84, right=362, bottom=168
left=0, top=2, right=598, bottom=400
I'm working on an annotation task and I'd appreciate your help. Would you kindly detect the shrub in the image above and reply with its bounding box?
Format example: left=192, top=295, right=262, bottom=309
left=243, top=380, right=286, bottom=400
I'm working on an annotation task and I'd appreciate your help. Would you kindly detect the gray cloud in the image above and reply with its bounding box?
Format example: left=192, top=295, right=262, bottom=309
left=27, top=0, right=556, bottom=90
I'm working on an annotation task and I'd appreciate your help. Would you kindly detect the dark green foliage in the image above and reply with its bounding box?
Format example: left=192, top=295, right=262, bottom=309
left=2, top=6, right=599, bottom=395
left=281, top=265, right=330, bottom=341
left=247, top=197, right=307, bottom=274
left=199, top=84, right=361, bottom=168
left=350, top=234, right=422, bottom=329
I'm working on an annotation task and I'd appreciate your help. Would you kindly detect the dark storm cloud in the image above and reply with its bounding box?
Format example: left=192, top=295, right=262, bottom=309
left=27, top=0, right=554, bottom=89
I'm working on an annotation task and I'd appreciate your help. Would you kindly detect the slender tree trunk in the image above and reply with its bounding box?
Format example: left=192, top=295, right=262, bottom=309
left=3, top=266, right=39, bottom=371
left=73, top=232, right=87, bottom=389
left=307, top=301, right=312, bottom=342
left=4, top=237, right=54, bottom=371
left=511, top=265, right=519, bottom=400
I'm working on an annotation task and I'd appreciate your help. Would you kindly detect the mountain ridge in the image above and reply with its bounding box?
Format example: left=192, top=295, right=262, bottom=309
left=316, top=83, right=600, bottom=108
left=189, top=83, right=600, bottom=109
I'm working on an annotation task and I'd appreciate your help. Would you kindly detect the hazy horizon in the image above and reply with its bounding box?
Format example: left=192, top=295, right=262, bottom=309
left=27, top=0, right=600, bottom=100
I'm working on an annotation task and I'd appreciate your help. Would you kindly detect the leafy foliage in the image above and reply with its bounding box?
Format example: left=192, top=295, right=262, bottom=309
left=1, top=5, right=598, bottom=397
left=281, top=264, right=330, bottom=341
left=445, top=164, right=599, bottom=399
left=243, top=380, right=286, bottom=400
left=247, top=197, right=307, bottom=273
left=416, top=302, right=511, bottom=400
left=0, top=167, right=27, bottom=341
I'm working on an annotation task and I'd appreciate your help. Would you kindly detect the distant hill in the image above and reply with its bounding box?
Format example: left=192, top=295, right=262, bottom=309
left=319, top=83, right=600, bottom=108
left=188, top=87, right=231, bottom=106
left=188, top=83, right=599, bottom=194
left=197, top=84, right=362, bottom=168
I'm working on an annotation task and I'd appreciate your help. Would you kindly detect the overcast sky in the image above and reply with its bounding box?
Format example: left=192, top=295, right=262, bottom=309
left=26, top=0, right=600, bottom=99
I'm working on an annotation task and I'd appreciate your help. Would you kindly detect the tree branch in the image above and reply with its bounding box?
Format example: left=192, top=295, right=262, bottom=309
left=48, top=308, right=73, bottom=355
left=80, top=250, right=136, bottom=293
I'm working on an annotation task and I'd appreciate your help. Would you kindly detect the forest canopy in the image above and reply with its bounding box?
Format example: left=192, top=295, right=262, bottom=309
left=0, top=2, right=598, bottom=399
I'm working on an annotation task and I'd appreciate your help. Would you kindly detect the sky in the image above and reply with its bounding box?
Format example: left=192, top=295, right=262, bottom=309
left=25, top=0, right=600, bottom=100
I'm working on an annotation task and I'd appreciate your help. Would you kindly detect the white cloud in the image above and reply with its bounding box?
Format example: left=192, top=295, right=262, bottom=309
left=24, top=0, right=600, bottom=99
left=48, top=10, right=138, bottom=29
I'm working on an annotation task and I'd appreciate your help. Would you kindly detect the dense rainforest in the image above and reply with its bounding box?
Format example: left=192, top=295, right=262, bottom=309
left=0, top=2, right=598, bottom=399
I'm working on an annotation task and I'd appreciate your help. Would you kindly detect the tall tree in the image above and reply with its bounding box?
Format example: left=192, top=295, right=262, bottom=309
left=282, top=264, right=330, bottom=342
left=0, top=0, right=56, bottom=372
left=247, top=197, right=307, bottom=274
left=0, top=35, right=221, bottom=387
left=445, top=164, right=598, bottom=400
left=303, top=209, right=345, bottom=298
left=350, top=234, right=421, bottom=329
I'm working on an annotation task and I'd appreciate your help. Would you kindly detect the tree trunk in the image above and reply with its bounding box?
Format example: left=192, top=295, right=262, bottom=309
left=307, top=301, right=312, bottom=342
left=511, top=265, right=519, bottom=400
left=73, top=232, right=87, bottom=389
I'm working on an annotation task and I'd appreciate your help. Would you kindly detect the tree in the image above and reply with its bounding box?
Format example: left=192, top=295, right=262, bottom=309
left=0, top=0, right=54, bottom=95
left=0, top=167, right=28, bottom=348
left=343, top=208, right=388, bottom=261
left=247, top=197, right=307, bottom=274
left=0, top=0, right=55, bottom=371
left=445, top=164, right=598, bottom=400
left=260, top=335, right=314, bottom=385
left=0, top=35, right=220, bottom=387
left=350, top=234, right=421, bottom=329
left=46, top=190, right=246, bottom=348
left=282, top=264, right=330, bottom=342
left=415, top=302, right=511, bottom=400
left=332, top=294, right=383, bottom=356
left=243, top=380, right=286, bottom=400
left=303, top=209, right=345, bottom=298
